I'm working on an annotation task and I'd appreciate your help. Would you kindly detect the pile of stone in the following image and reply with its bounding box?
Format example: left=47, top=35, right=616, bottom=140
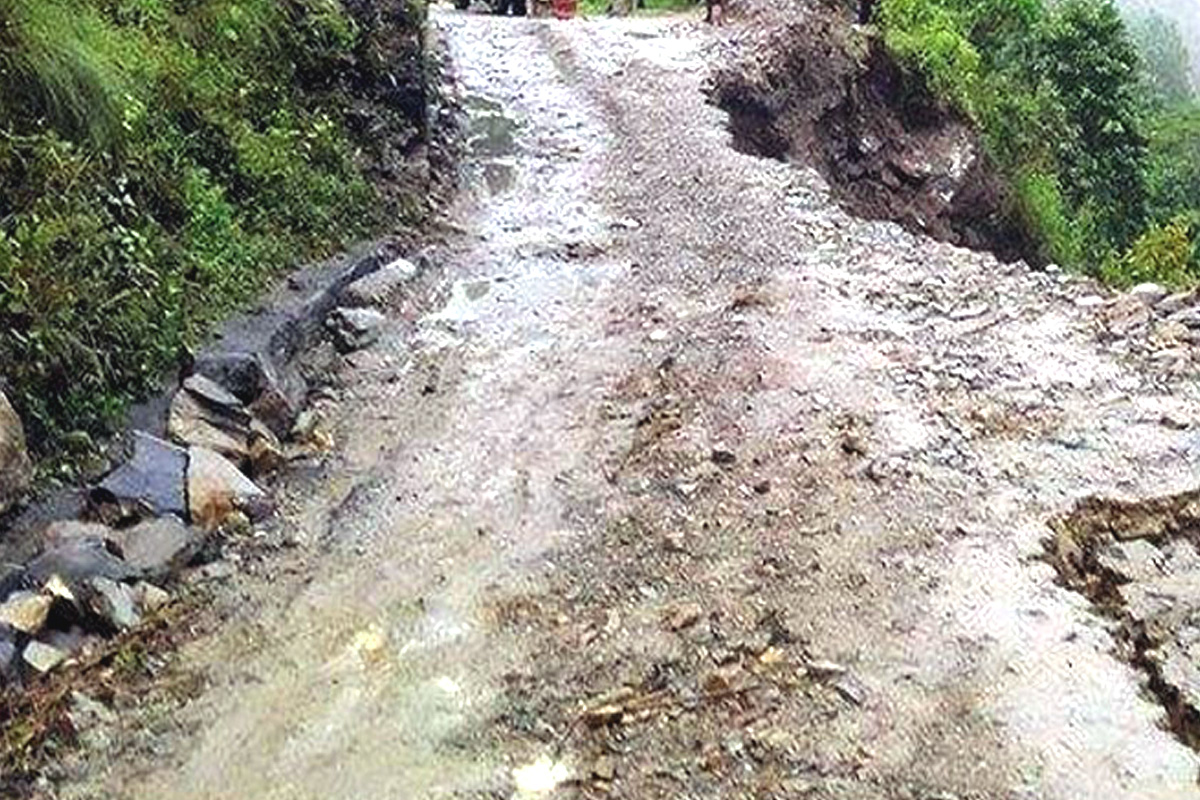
left=0, top=369, right=285, bottom=684
left=1087, top=282, right=1200, bottom=368
left=0, top=252, right=424, bottom=687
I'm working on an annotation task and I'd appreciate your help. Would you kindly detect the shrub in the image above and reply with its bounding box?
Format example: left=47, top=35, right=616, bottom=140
left=1100, top=215, right=1197, bottom=288
left=0, top=0, right=426, bottom=453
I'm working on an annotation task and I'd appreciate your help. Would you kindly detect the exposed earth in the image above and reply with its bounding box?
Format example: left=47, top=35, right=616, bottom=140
left=25, top=5, right=1200, bottom=799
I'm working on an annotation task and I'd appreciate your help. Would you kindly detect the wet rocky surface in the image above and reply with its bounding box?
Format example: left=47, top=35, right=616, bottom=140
left=16, top=6, right=1200, bottom=800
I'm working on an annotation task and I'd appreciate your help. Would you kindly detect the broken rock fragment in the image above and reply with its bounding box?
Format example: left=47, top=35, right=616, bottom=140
left=86, top=577, right=140, bottom=631
left=168, top=376, right=282, bottom=475
left=193, top=350, right=306, bottom=439
left=94, top=432, right=189, bottom=520
left=327, top=307, right=386, bottom=353
left=111, top=516, right=203, bottom=580
left=22, top=640, right=68, bottom=674
left=0, top=590, right=52, bottom=634
left=187, top=446, right=273, bottom=532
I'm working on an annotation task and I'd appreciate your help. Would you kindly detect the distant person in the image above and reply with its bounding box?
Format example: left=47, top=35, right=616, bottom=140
left=706, top=0, right=724, bottom=25
left=858, top=0, right=875, bottom=24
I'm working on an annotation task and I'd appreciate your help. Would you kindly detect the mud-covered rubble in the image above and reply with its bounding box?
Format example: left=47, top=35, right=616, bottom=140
left=0, top=251, right=426, bottom=696
left=1049, top=490, right=1200, bottom=745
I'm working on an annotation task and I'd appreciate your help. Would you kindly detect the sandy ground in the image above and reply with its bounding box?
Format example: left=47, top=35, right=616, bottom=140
left=52, top=8, right=1200, bottom=799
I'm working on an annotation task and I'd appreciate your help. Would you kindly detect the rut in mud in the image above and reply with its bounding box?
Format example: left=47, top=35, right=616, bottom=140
left=30, top=8, right=1200, bottom=800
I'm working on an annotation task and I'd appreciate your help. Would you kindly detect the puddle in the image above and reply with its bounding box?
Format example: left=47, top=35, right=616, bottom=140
left=466, top=92, right=518, bottom=158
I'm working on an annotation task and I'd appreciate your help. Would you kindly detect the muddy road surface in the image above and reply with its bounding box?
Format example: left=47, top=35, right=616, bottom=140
left=57, top=10, right=1200, bottom=800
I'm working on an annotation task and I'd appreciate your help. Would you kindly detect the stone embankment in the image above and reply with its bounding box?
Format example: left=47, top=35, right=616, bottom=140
left=0, top=250, right=424, bottom=686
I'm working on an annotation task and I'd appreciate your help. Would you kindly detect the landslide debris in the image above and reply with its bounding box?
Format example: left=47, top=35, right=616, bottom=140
left=1048, top=490, right=1200, bottom=747
left=709, top=9, right=1034, bottom=263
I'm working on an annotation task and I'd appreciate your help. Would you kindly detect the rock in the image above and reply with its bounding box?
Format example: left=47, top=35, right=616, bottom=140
left=340, top=258, right=420, bottom=308
left=1157, top=291, right=1195, bottom=316
left=1121, top=573, right=1200, bottom=639
left=168, top=389, right=248, bottom=463
left=1097, top=539, right=1164, bottom=583
left=592, top=755, right=617, bottom=782
left=0, top=591, right=52, bottom=634
left=949, top=302, right=989, bottom=320
left=834, top=673, right=868, bottom=706
left=0, top=637, right=18, bottom=683
left=182, top=374, right=243, bottom=411
left=111, top=516, right=202, bottom=580
left=168, top=379, right=282, bottom=474
left=93, top=432, right=189, bottom=519
left=803, top=658, right=849, bottom=679
left=23, top=640, right=69, bottom=673
left=1130, top=282, right=1168, bottom=306
left=1160, top=411, right=1192, bottom=431
left=0, top=390, right=33, bottom=515
left=1154, top=320, right=1192, bottom=346
left=43, top=520, right=114, bottom=550
left=664, top=601, right=703, bottom=631
left=193, top=351, right=307, bottom=439
left=1101, top=295, right=1153, bottom=336
left=187, top=447, right=273, bottom=531
left=327, top=307, right=386, bottom=353
left=0, top=564, right=31, bottom=598
left=27, top=538, right=138, bottom=585
left=711, top=448, right=737, bottom=466
left=1167, top=308, right=1200, bottom=329
left=86, top=577, right=140, bottom=631
left=133, top=582, right=171, bottom=614
left=189, top=559, right=237, bottom=583
left=69, top=691, right=117, bottom=749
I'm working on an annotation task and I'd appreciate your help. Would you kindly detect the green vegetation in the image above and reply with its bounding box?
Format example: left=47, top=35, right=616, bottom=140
left=0, top=0, right=427, bottom=455
left=878, top=0, right=1200, bottom=286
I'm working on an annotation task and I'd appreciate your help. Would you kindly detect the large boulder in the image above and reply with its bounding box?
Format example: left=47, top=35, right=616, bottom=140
left=187, top=447, right=273, bottom=532
left=0, top=390, right=33, bottom=515
left=93, top=432, right=189, bottom=520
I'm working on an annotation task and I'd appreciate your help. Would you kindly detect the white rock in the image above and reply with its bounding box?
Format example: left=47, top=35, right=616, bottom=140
left=22, top=640, right=68, bottom=673
left=0, top=591, right=52, bottom=634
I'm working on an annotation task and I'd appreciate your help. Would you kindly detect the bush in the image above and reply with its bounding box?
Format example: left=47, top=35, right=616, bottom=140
left=1101, top=215, right=1198, bottom=288
left=878, top=0, right=1163, bottom=273
left=0, top=0, right=426, bottom=453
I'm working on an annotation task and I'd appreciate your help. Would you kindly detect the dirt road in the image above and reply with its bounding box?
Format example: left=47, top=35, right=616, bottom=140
left=60, top=10, right=1200, bottom=799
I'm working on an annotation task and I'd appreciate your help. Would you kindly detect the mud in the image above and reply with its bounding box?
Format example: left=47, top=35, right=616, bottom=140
left=709, top=10, right=1034, bottom=263
left=30, top=7, right=1200, bottom=800
left=1050, top=490, right=1200, bottom=749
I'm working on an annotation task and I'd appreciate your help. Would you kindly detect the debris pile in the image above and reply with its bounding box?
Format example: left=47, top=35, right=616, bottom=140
left=0, top=251, right=426, bottom=690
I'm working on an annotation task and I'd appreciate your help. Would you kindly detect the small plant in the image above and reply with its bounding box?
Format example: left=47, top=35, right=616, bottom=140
left=1101, top=215, right=1197, bottom=289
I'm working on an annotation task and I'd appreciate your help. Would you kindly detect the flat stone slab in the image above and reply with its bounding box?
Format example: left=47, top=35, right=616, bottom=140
left=94, top=432, right=188, bottom=519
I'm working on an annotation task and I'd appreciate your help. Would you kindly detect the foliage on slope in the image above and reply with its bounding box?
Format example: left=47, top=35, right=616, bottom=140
left=0, top=0, right=430, bottom=454
left=878, top=0, right=1200, bottom=286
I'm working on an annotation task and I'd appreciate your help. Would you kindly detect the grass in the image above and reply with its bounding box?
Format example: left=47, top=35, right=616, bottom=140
left=0, top=0, right=428, bottom=461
